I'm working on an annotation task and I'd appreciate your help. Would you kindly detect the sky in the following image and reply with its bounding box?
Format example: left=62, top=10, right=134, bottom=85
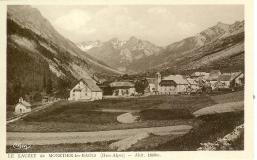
left=33, top=5, right=244, bottom=46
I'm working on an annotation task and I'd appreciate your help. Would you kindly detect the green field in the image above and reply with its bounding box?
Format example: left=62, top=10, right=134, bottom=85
left=7, top=91, right=243, bottom=133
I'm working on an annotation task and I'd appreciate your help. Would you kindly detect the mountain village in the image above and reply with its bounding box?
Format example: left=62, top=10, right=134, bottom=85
left=14, top=69, right=244, bottom=115
left=6, top=5, right=245, bottom=152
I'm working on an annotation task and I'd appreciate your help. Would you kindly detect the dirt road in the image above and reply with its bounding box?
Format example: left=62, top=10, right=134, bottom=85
left=7, top=125, right=192, bottom=145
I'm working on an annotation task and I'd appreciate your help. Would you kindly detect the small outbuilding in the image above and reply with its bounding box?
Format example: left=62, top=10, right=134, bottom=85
left=14, top=97, right=32, bottom=115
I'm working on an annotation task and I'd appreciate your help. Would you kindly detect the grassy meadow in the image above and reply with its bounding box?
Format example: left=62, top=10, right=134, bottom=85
left=7, top=91, right=244, bottom=152
left=7, top=91, right=243, bottom=132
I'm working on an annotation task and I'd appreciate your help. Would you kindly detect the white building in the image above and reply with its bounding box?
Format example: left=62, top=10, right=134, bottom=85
left=69, top=78, right=103, bottom=101
left=14, top=97, right=32, bottom=115
left=158, top=75, right=189, bottom=95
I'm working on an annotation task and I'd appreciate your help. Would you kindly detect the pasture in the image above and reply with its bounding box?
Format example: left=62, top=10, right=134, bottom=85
left=7, top=91, right=243, bottom=132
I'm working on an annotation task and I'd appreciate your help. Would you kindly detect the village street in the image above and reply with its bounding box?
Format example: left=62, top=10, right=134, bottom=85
left=7, top=125, right=192, bottom=145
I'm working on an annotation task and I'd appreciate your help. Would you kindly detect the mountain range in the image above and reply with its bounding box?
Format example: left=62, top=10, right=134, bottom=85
left=77, top=37, right=163, bottom=73
left=77, top=21, right=244, bottom=74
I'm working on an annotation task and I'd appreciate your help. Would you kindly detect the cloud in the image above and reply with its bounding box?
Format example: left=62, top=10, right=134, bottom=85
left=54, top=9, right=91, bottom=31
left=37, top=5, right=243, bottom=45
left=85, top=6, right=146, bottom=38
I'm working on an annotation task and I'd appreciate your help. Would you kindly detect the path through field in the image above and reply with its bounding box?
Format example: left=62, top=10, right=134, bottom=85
left=6, top=101, right=59, bottom=124
left=7, top=125, right=192, bottom=145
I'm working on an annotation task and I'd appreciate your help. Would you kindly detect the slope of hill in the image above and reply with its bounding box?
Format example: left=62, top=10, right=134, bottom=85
left=7, top=5, right=121, bottom=104
left=132, top=21, right=244, bottom=74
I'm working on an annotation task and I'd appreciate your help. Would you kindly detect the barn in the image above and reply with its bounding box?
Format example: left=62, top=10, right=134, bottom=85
left=14, top=97, right=32, bottom=115
left=68, top=78, right=103, bottom=101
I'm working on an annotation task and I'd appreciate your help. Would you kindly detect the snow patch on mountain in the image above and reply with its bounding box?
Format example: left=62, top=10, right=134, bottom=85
left=77, top=41, right=101, bottom=51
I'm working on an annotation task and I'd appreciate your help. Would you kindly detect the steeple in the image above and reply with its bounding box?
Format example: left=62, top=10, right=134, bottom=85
left=156, top=72, right=161, bottom=92
left=156, top=72, right=161, bottom=82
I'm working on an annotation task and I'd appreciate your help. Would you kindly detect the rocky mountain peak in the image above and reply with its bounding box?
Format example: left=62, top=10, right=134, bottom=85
left=128, top=36, right=139, bottom=42
left=107, top=38, right=126, bottom=49
left=215, top=21, right=230, bottom=31
left=77, top=40, right=102, bottom=51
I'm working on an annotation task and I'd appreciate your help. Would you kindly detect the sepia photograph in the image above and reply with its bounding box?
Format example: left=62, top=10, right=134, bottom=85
left=5, top=4, right=247, bottom=154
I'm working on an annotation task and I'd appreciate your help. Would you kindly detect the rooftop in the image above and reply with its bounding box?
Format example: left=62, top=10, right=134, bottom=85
left=163, top=75, right=189, bottom=85
left=110, top=81, right=135, bottom=88
left=80, top=78, right=102, bottom=92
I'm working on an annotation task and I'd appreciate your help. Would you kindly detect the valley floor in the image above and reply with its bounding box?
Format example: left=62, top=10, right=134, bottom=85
left=6, top=91, right=244, bottom=152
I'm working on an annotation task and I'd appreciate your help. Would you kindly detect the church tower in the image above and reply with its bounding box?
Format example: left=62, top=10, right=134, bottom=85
left=156, top=72, right=161, bottom=92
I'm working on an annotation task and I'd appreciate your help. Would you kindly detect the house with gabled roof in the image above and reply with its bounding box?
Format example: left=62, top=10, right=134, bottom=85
left=159, top=74, right=189, bottom=95
left=109, top=81, right=136, bottom=96
left=14, top=97, right=32, bottom=115
left=68, top=78, right=103, bottom=101
left=216, top=72, right=244, bottom=90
